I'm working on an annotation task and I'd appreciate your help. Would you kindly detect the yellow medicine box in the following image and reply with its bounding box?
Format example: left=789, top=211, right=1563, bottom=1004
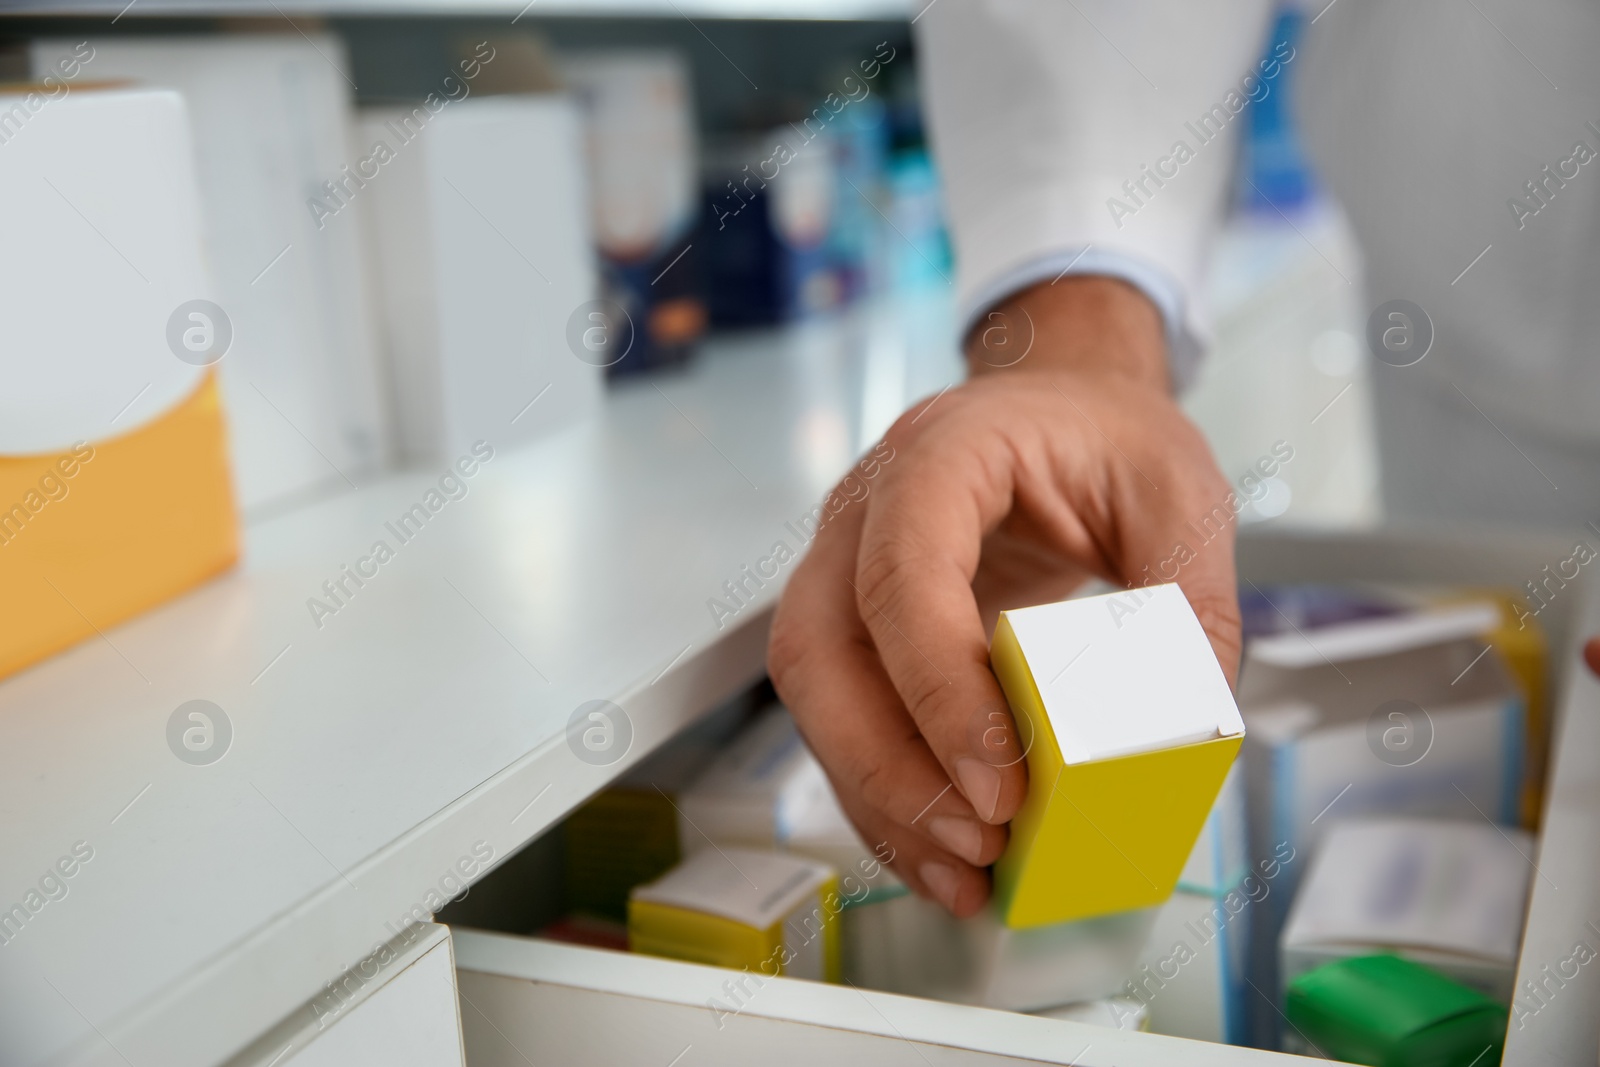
left=629, top=848, right=841, bottom=982
left=0, top=87, right=238, bottom=683
left=989, top=584, right=1244, bottom=928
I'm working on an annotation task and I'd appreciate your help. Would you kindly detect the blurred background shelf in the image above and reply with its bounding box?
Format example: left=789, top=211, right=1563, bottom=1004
left=0, top=1, right=1375, bottom=534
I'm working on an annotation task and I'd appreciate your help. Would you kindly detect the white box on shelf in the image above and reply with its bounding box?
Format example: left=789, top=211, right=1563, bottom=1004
left=557, top=50, right=697, bottom=261
left=1281, top=817, right=1535, bottom=1001
left=358, top=95, right=601, bottom=463
left=33, top=35, right=390, bottom=514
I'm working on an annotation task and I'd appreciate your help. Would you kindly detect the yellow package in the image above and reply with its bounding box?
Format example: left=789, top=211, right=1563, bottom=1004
left=989, top=585, right=1244, bottom=928
left=629, top=848, right=841, bottom=982
left=0, top=86, right=238, bottom=682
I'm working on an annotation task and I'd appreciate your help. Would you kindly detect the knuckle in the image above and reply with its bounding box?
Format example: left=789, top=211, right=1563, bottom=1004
left=853, top=544, right=961, bottom=728
left=855, top=756, right=897, bottom=818
left=853, top=537, right=924, bottom=625
left=765, top=602, right=811, bottom=697
left=885, top=383, right=978, bottom=445
left=852, top=724, right=928, bottom=824
left=901, top=670, right=957, bottom=731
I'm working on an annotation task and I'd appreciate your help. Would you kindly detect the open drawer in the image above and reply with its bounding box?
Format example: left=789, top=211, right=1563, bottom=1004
left=453, top=929, right=1292, bottom=1066
left=446, top=527, right=1600, bottom=1066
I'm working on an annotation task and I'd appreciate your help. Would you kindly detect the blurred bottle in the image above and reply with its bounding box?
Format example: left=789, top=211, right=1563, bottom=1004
left=699, top=128, right=844, bottom=328
left=886, top=148, right=953, bottom=293
left=880, top=53, right=952, bottom=294
left=826, top=94, right=892, bottom=303
left=561, top=50, right=706, bottom=375
left=1235, top=7, right=1317, bottom=215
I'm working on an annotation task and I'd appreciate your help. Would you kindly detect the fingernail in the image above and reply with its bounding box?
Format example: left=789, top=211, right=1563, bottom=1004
left=927, top=816, right=984, bottom=864
left=919, top=861, right=961, bottom=911
left=956, top=758, right=1002, bottom=822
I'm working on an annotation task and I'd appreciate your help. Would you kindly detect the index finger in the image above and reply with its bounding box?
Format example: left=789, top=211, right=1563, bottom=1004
left=851, top=419, right=1029, bottom=826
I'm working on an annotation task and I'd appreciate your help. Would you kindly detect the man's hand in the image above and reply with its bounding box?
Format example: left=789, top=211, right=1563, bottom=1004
left=767, top=278, right=1243, bottom=916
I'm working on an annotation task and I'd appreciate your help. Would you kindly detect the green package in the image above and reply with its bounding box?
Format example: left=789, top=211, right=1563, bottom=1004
left=1286, top=954, right=1507, bottom=1067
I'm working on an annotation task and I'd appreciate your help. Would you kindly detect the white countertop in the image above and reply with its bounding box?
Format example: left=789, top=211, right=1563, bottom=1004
left=0, top=296, right=962, bottom=1067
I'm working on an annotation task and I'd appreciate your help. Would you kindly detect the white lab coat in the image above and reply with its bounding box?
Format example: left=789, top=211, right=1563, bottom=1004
left=920, top=0, right=1600, bottom=529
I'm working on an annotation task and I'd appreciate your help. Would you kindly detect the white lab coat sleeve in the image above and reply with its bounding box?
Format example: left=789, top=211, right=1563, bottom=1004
left=917, top=0, right=1278, bottom=388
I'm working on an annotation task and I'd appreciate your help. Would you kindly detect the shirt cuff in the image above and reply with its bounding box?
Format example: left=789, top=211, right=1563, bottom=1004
left=958, top=247, right=1205, bottom=392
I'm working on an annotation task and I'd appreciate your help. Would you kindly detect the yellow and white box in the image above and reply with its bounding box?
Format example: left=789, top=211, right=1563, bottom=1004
left=989, top=584, right=1244, bottom=928
left=0, top=86, right=238, bottom=683
left=629, top=848, right=841, bottom=982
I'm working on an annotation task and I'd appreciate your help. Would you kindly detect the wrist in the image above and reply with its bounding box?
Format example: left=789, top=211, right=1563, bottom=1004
left=964, top=276, right=1170, bottom=393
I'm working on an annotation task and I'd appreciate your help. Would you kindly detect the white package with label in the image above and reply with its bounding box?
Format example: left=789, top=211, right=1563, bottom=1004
left=844, top=890, right=1154, bottom=1012
left=1281, top=817, right=1534, bottom=1001
left=33, top=36, right=390, bottom=513
left=785, top=776, right=902, bottom=897
left=359, top=94, right=601, bottom=462
left=1239, top=602, right=1523, bottom=904
left=676, top=706, right=831, bottom=853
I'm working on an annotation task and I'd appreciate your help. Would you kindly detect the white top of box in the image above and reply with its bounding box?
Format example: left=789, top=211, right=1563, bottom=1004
left=1, top=87, right=209, bottom=453
left=1003, top=584, right=1243, bottom=765
left=633, top=847, right=834, bottom=931
left=1283, top=818, right=1534, bottom=964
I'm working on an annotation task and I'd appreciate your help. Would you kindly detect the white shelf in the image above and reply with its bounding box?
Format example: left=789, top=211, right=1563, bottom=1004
left=0, top=0, right=915, bottom=19
left=0, top=297, right=961, bottom=1067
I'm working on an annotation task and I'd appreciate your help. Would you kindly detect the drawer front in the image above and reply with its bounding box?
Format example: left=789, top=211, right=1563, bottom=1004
left=228, top=924, right=465, bottom=1067
left=1503, top=568, right=1600, bottom=1066
left=453, top=930, right=1296, bottom=1066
